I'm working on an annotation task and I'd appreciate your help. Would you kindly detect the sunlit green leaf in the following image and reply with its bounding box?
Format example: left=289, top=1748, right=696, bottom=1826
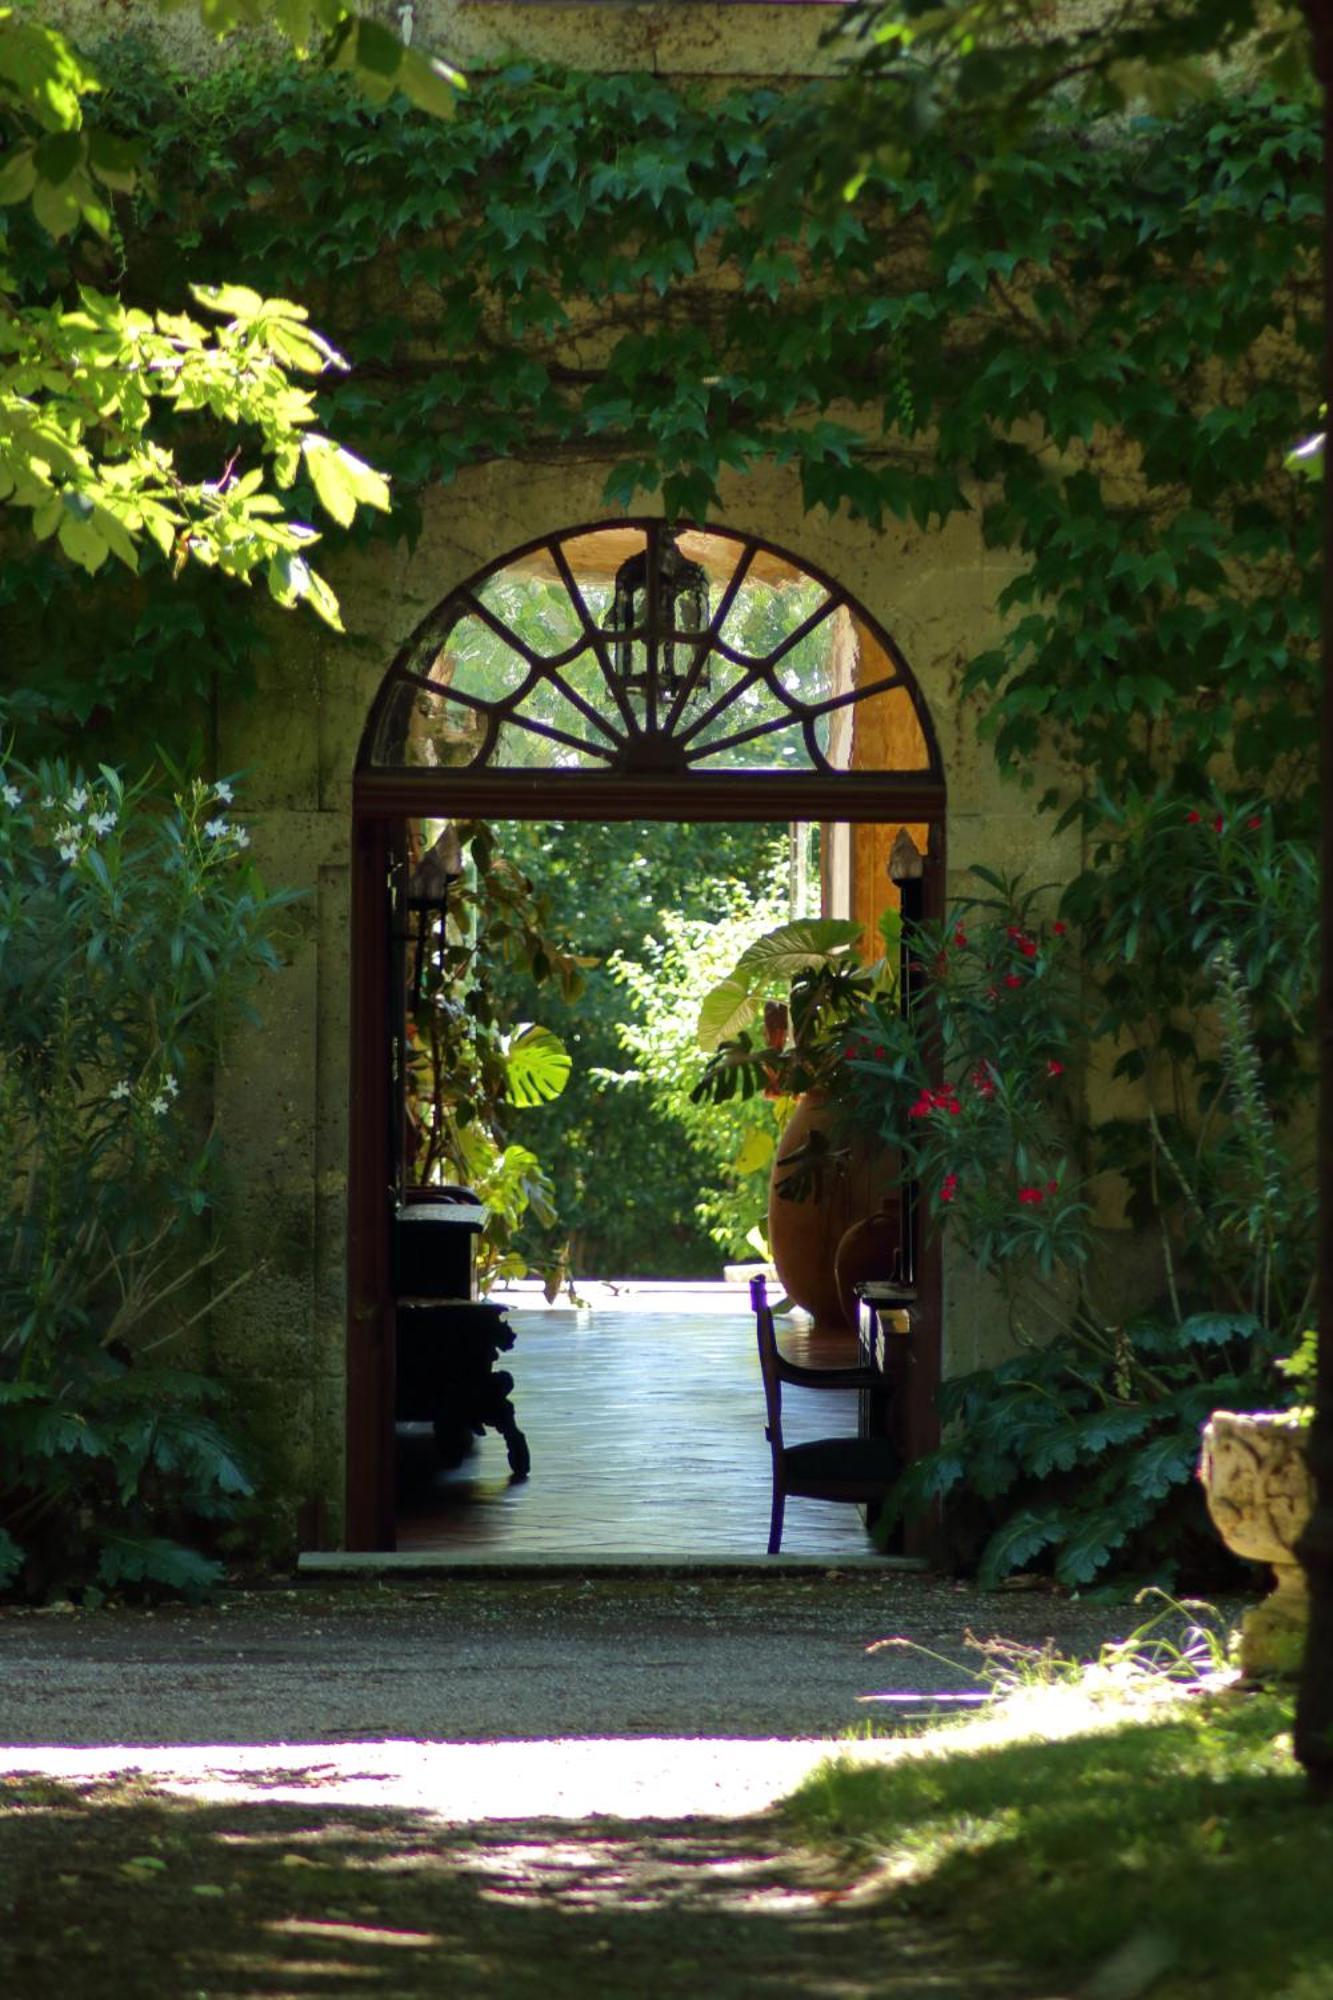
left=504, top=1024, right=572, bottom=1107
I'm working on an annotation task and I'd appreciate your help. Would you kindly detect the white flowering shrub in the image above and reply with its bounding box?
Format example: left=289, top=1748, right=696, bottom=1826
left=0, top=755, right=289, bottom=1599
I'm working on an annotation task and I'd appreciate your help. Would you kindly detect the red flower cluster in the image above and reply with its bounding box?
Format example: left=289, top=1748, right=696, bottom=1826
left=1003, top=973, right=1024, bottom=989
left=909, top=1083, right=961, bottom=1120
left=1187, top=807, right=1264, bottom=833
left=953, top=926, right=969, bottom=948
left=1046, top=1058, right=1064, bottom=1077
left=939, top=1173, right=959, bottom=1205
left=1018, top=1180, right=1061, bottom=1206
left=971, top=1064, right=996, bottom=1099
left=1007, top=924, right=1038, bottom=959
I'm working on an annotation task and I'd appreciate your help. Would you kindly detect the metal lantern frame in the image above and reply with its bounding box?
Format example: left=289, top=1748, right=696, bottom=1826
left=610, top=532, right=711, bottom=702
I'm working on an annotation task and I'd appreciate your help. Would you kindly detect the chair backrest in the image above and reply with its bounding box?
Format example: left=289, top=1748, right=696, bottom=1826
left=749, top=1275, right=785, bottom=1452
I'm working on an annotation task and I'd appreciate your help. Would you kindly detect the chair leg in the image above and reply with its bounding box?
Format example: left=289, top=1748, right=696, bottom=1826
left=768, top=1484, right=785, bottom=1555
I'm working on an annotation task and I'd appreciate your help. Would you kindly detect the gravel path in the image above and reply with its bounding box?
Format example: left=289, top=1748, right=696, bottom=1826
left=0, top=1576, right=1242, bottom=1997
left=0, top=1573, right=1235, bottom=1756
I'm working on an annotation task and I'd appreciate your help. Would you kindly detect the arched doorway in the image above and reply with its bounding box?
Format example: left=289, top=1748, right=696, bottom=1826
left=346, top=521, right=947, bottom=1550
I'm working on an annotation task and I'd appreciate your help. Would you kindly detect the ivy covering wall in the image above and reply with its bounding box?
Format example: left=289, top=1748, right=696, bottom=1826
left=2, top=44, right=1320, bottom=824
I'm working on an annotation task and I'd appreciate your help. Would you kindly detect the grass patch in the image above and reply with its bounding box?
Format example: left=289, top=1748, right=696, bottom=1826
left=785, top=1682, right=1332, bottom=2000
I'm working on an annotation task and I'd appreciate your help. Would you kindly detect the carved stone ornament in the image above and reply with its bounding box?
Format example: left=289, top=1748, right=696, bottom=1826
left=1199, top=1409, right=1315, bottom=1679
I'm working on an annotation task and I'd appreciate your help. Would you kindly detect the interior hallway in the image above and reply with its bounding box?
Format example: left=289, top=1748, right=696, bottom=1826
left=395, top=1282, right=886, bottom=1560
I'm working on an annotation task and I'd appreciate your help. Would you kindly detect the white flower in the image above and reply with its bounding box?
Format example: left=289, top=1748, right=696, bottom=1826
left=162, top=1075, right=179, bottom=1098
left=41, top=795, right=54, bottom=810
left=231, top=826, right=251, bottom=849
left=68, top=787, right=88, bottom=813
left=149, top=1095, right=169, bottom=1116
left=2, top=784, right=20, bottom=809
left=214, top=781, right=234, bottom=804
left=204, top=817, right=229, bottom=840
left=88, top=810, right=117, bottom=836
left=109, top=1080, right=132, bottom=1102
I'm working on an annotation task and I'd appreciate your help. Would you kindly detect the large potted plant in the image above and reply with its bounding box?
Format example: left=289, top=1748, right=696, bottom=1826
left=692, top=916, right=899, bottom=1328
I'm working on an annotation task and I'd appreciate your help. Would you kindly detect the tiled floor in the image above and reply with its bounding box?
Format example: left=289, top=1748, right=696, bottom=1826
left=395, top=1283, right=884, bottom=1560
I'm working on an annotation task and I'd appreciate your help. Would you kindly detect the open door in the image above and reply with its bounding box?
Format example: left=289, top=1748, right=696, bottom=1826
left=345, top=520, right=948, bottom=1551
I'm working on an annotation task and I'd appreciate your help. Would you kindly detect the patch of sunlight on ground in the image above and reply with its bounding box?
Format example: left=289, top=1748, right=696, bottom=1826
left=0, top=1674, right=1222, bottom=1822
left=0, top=1737, right=900, bottom=1819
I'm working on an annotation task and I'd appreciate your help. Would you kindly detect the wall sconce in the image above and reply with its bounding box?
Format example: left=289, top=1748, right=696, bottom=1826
left=407, top=823, right=463, bottom=1006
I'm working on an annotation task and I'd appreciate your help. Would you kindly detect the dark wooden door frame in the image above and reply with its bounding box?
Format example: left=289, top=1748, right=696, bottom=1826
left=345, top=776, right=948, bottom=1552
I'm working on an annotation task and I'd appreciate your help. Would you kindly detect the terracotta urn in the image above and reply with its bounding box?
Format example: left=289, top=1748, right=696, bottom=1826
left=1199, top=1409, right=1315, bottom=1679
left=766, top=1094, right=897, bottom=1333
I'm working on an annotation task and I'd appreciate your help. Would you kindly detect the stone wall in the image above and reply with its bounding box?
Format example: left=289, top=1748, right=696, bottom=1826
left=48, top=0, right=847, bottom=79
left=211, top=444, right=1079, bottom=1542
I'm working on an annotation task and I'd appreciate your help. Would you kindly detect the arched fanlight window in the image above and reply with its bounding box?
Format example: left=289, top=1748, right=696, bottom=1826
left=361, top=522, right=942, bottom=789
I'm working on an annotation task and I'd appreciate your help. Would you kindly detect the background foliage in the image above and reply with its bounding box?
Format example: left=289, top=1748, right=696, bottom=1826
left=0, top=756, right=287, bottom=1599
left=486, top=819, right=796, bottom=1277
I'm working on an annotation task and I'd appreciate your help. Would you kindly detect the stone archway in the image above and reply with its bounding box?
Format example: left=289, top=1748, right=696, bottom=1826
left=346, top=519, right=946, bottom=1549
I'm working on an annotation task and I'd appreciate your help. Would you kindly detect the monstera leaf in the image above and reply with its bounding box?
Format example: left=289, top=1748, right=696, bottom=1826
left=503, top=1025, right=572, bottom=1107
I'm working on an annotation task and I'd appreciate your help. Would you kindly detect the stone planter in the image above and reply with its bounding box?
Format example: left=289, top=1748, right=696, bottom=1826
left=1199, top=1409, right=1315, bottom=1679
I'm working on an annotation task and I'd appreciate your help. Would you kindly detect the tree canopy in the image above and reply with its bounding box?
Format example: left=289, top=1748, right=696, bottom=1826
left=0, top=4, right=458, bottom=626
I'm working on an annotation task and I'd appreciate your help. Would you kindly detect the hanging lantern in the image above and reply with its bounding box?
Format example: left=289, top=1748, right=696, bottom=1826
left=611, top=534, right=710, bottom=700
left=406, top=823, right=463, bottom=1007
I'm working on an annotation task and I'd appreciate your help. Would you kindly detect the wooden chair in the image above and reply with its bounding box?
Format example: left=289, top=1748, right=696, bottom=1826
left=750, top=1274, right=900, bottom=1554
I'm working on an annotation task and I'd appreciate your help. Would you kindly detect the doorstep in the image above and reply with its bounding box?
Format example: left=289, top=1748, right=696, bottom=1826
left=297, top=1550, right=931, bottom=1579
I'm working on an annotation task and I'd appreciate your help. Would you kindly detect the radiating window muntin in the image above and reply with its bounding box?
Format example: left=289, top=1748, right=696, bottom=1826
left=365, top=524, right=937, bottom=780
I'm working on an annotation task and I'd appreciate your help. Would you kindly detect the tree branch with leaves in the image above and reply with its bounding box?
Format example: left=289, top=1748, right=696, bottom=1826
left=0, top=1, right=461, bottom=622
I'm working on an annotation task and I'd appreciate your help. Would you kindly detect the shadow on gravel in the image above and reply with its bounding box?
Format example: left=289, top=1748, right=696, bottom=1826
left=0, top=1779, right=1017, bottom=1999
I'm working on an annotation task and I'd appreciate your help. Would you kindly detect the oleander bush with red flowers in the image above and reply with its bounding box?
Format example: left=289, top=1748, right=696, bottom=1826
left=837, top=871, right=1087, bottom=1286
left=831, top=805, right=1315, bottom=1592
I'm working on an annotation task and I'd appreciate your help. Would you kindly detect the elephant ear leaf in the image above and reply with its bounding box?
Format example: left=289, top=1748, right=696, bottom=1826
left=504, top=1025, right=572, bottom=1107
left=696, top=977, right=757, bottom=1051
left=732, top=917, right=864, bottom=983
